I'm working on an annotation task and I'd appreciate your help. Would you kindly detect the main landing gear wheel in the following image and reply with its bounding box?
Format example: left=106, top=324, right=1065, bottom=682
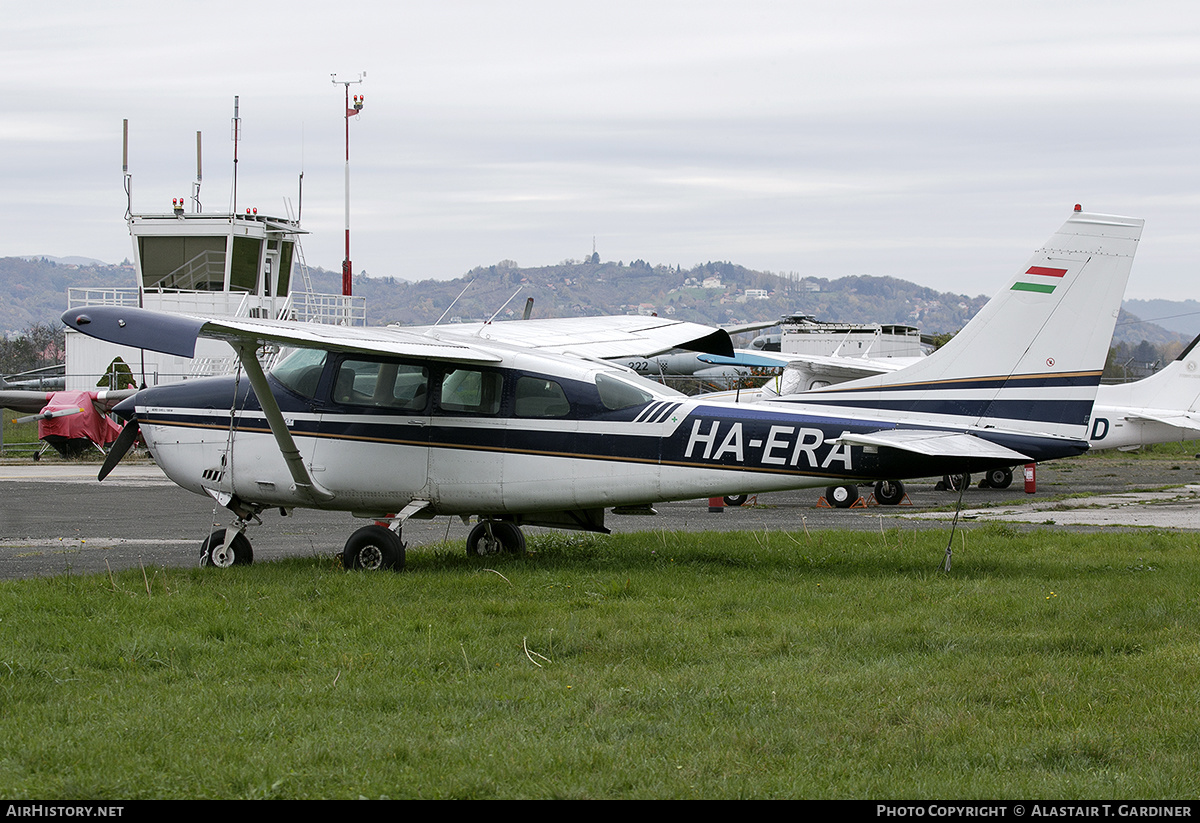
left=343, top=525, right=405, bottom=571
left=466, top=521, right=526, bottom=556
left=723, top=494, right=748, bottom=507
left=942, top=473, right=970, bottom=492
left=825, top=484, right=860, bottom=509
left=873, top=480, right=905, bottom=506
left=200, top=529, right=253, bottom=568
left=983, top=468, right=1014, bottom=489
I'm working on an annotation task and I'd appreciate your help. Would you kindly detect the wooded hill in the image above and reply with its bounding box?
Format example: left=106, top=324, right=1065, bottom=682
left=1, top=255, right=1188, bottom=356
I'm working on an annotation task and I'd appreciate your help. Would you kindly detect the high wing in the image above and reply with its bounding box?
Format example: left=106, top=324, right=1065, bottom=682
left=0, top=390, right=55, bottom=415
left=61, top=310, right=733, bottom=364
left=0, top=388, right=136, bottom=416
left=62, top=310, right=502, bottom=364
left=719, top=319, right=780, bottom=337
left=436, top=315, right=733, bottom=359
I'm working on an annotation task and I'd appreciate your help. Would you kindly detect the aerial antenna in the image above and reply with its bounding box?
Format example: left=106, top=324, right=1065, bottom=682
left=191, top=130, right=203, bottom=213
left=230, top=96, right=241, bottom=214
left=522, top=297, right=534, bottom=320
left=434, top=279, right=474, bottom=326
left=122, top=119, right=132, bottom=220
left=486, top=287, right=523, bottom=325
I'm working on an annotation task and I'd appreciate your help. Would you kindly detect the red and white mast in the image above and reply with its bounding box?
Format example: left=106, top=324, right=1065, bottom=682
left=331, top=72, right=365, bottom=297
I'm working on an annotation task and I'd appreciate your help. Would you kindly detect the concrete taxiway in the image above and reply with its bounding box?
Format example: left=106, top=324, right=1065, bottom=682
left=1, top=453, right=1198, bottom=579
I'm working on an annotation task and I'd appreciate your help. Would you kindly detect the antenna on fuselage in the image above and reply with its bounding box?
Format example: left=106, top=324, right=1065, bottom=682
left=434, top=279, right=474, bottom=326
left=486, top=287, right=523, bottom=325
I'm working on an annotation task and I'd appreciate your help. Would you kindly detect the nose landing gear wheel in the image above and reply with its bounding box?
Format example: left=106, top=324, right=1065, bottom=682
left=200, top=529, right=253, bottom=567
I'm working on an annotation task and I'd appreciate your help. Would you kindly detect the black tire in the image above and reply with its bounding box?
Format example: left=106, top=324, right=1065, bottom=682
left=874, top=480, right=905, bottom=506
left=827, top=484, right=860, bottom=509
left=986, top=468, right=1013, bottom=489
left=343, top=525, right=405, bottom=571
left=723, top=494, right=748, bottom=507
left=466, top=521, right=526, bottom=556
left=942, top=473, right=970, bottom=492
left=200, top=528, right=253, bottom=567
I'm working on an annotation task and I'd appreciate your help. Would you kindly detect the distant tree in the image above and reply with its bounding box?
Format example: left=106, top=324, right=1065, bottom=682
left=0, top=322, right=64, bottom=376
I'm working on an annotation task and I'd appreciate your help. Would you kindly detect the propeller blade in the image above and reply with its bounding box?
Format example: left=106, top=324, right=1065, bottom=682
left=98, top=419, right=140, bottom=482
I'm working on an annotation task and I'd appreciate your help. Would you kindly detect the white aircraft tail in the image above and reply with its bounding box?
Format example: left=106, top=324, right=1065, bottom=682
left=787, top=208, right=1144, bottom=441
left=1097, top=333, right=1200, bottom=416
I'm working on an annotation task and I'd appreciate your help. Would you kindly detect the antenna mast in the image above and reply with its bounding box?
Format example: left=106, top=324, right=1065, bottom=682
left=192, top=131, right=203, bottom=213
left=122, top=119, right=132, bottom=220
left=230, top=96, right=241, bottom=214
left=331, top=72, right=365, bottom=297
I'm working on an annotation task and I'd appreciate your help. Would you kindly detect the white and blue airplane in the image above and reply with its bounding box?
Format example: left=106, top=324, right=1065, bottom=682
left=62, top=207, right=1142, bottom=570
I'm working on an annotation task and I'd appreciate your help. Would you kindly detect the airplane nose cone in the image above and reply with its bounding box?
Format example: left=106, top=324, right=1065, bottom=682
left=112, top=393, right=139, bottom=421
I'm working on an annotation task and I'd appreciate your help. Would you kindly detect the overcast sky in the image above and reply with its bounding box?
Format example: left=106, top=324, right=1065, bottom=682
left=4, top=1, right=1200, bottom=301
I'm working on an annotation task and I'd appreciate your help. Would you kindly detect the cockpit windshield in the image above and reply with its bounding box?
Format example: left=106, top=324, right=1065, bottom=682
left=595, top=371, right=682, bottom=411
left=271, top=348, right=328, bottom=398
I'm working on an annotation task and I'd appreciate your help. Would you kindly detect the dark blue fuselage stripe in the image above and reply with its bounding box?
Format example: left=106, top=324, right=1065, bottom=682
left=774, top=398, right=1093, bottom=425
left=807, top=372, right=1101, bottom=395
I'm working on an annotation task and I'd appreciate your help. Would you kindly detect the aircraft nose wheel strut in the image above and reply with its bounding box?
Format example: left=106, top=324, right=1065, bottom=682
left=200, top=523, right=254, bottom=567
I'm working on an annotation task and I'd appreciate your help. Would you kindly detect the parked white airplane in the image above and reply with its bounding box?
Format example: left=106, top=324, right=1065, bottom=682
left=1088, top=334, right=1200, bottom=450
left=62, top=207, right=1142, bottom=569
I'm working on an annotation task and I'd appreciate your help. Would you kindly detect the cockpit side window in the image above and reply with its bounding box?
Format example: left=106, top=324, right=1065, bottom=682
left=271, top=348, right=328, bottom=399
left=333, top=358, right=429, bottom=411
left=515, top=376, right=570, bottom=418
left=439, top=368, right=503, bottom=415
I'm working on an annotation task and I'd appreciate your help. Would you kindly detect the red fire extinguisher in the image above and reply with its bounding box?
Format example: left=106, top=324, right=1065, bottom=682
left=1024, top=463, right=1036, bottom=494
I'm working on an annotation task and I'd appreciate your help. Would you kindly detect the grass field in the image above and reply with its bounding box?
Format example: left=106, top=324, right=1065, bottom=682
left=1, top=525, right=1199, bottom=799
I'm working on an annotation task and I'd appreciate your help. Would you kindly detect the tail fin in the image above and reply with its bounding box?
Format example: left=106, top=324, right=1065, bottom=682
left=1096, top=332, right=1200, bottom=417
left=789, top=208, right=1144, bottom=441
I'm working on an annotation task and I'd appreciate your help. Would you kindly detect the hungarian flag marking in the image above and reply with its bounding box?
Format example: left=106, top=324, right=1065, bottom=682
left=1011, top=266, right=1068, bottom=294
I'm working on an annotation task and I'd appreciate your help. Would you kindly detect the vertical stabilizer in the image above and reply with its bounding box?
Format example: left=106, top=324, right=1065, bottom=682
left=781, top=208, right=1144, bottom=441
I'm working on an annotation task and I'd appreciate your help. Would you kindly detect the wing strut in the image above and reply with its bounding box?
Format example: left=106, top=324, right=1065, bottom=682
left=233, top=342, right=335, bottom=503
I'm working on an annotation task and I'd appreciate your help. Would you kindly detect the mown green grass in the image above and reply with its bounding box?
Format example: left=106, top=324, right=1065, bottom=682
left=1, top=526, right=1199, bottom=799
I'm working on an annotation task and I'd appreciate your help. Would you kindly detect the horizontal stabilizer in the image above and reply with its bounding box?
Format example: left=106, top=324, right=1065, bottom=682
left=698, top=351, right=793, bottom=369
left=1125, top=411, right=1200, bottom=431
left=834, top=429, right=1031, bottom=461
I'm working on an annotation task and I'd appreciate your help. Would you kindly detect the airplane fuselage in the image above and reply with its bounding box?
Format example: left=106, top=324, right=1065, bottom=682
left=126, top=347, right=1087, bottom=526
